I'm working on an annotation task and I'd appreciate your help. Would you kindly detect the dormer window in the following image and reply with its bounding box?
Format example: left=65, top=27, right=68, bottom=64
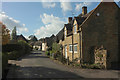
left=74, top=24, right=77, bottom=34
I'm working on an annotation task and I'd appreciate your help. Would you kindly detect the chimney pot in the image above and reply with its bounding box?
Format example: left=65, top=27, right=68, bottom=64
left=68, top=17, right=72, bottom=23
left=82, top=6, right=87, bottom=15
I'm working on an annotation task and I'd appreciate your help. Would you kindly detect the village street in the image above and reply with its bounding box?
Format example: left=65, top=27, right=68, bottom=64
left=7, top=51, right=120, bottom=79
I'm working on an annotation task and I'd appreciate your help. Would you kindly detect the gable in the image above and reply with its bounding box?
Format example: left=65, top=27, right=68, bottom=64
left=80, top=2, right=119, bottom=28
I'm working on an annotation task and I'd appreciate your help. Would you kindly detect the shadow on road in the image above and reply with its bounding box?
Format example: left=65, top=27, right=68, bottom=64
left=6, top=64, right=84, bottom=79
left=23, top=55, right=49, bottom=59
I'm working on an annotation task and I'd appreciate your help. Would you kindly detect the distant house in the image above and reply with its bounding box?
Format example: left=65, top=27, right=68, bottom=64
left=41, top=34, right=55, bottom=51
left=17, top=34, right=28, bottom=43
left=11, top=27, right=28, bottom=43
left=56, top=2, right=120, bottom=69
left=33, top=41, right=42, bottom=50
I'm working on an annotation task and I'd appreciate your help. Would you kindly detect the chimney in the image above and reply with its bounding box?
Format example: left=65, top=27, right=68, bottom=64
left=68, top=17, right=72, bottom=23
left=82, top=6, right=87, bottom=15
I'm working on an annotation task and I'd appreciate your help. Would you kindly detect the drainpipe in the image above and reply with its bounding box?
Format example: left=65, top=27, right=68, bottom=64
left=72, top=34, right=74, bottom=61
left=79, top=27, right=82, bottom=65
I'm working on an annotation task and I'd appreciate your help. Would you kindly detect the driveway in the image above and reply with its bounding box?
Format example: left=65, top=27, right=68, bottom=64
left=7, top=51, right=120, bottom=79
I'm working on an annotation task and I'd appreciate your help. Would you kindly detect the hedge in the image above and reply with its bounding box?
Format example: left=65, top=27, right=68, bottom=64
left=2, top=40, right=32, bottom=77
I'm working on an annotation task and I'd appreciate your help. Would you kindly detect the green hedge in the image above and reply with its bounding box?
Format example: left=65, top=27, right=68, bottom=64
left=2, top=52, right=8, bottom=75
left=7, top=40, right=32, bottom=60
left=2, top=44, right=21, bottom=52
left=2, top=40, right=32, bottom=74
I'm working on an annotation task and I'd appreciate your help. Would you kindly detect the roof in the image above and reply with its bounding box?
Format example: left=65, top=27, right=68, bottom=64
left=17, top=34, right=28, bottom=43
left=63, top=7, right=94, bottom=36
left=55, top=28, right=64, bottom=43
left=64, top=9, right=92, bottom=36
left=34, top=41, right=42, bottom=46
left=57, top=2, right=120, bottom=39
left=80, top=2, right=120, bottom=27
left=41, top=34, right=56, bottom=47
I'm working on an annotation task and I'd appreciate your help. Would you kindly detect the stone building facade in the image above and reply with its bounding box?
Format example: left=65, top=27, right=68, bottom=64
left=60, top=2, right=120, bottom=69
left=80, top=2, right=120, bottom=69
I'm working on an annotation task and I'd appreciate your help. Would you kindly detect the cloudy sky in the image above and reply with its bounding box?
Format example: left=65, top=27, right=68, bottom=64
left=1, top=1, right=119, bottom=39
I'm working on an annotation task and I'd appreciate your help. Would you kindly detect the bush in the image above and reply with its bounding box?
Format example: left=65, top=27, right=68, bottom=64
left=8, top=51, right=19, bottom=60
left=81, top=63, right=105, bottom=69
left=2, top=52, right=8, bottom=73
left=52, top=42, right=61, bottom=54
left=17, top=40, right=31, bottom=54
left=45, top=51, right=50, bottom=56
left=2, top=40, right=32, bottom=60
left=2, top=44, right=21, bottom=52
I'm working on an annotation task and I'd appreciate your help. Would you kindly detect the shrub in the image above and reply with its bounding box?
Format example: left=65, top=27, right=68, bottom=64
left=2, top=52, right=8, bottom=73
left=2, top=44, right=21, bottom=52
left=17, top=40, right=31, bottom=54
left=2, top=40, right=31, bottom=60
left=8, top=51, right=19, bottom=60
left=61, top=56, right=67, bottom=64
left=52, top=42, right=60, bottom=54
left=81, top=63, right=105, bottom=69
left=45, top=51, right=50, bottom=56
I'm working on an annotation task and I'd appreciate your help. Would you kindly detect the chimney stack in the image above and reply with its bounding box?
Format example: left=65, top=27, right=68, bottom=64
left=68, top=17, right=72, bottom=23
left=82, top=6, right=87, bottom=15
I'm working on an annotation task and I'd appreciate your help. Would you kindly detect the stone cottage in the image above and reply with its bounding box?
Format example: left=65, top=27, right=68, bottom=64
left=61, top=2, right=120, bottom=69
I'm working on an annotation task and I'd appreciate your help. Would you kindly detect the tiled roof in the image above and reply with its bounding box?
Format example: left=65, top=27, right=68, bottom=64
left=65, top=7, right=96, bottom=37
left=17, top=34, right=28, bottom=42
left=34, top=41, right=42, bottom=46
left=55, top=28, right=64, bottom=42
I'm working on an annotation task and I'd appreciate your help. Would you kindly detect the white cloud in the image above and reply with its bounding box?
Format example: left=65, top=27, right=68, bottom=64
left=60, top=2, right=72, bottom=12
left=0, top=12, right=29, bottom=34
left=42, top=2, right=56, bottom=8
left=18, top=27, right=28, bottom=34
left=34, top=13, right=66, bottom=38
left=75, top=2, right=92, bottom=12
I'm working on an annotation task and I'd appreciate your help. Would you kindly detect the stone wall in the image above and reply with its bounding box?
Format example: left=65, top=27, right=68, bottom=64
left=81, top=2, right=119, bottom=68
left=94, top=46, right=107, bottom=68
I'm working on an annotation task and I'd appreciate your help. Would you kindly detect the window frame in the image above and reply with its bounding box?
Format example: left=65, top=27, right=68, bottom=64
left=74, top=24, right=77, bottom=34
left=69, top=44, right=72, bottom=53
left=74, top=44, right=78, bottom=53
left=64, top=27, right=67, bottom=38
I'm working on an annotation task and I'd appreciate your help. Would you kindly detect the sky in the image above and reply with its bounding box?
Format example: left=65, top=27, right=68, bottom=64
left=0, top=1, right=119, bottom=39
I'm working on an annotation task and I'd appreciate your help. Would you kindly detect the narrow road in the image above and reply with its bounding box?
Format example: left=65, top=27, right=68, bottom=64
left=7, top=51, right=120, bottom=79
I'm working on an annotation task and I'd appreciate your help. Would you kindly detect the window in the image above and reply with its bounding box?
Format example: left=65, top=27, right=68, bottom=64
left=64, top=27, right=67, bottom=38
left=74, top=44, right=77, bottom=53
left=69, top=45, right=72, bottom=52
left=74, top=24, right=77, bottom=34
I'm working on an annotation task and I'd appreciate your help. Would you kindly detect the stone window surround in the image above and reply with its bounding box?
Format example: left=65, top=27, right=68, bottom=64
left=64, top=27, right=67, bottom=38
left=69, top=44, right=72, bottom=53
left=74, top=44, right=78, bottom=53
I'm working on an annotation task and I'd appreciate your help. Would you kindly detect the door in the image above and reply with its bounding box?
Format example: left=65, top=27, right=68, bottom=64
left=65, top=45, right=67, bottom=59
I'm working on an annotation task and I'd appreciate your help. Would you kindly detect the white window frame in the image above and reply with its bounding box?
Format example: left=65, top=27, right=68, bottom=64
left=74, top=44, right=78, bottom=53
left=64, top=27, right=67, bottom=38
left=65, top=45, right=67, bottom=59
left=74, top=24, right=77, bottom=34
left=69, top=44, right=72, bottom=53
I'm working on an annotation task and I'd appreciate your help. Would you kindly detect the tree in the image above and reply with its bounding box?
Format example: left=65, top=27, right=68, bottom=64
left=0, top=22, right=10, bottom=45
left=52, top=42, right=60, bottom=53
left=11, top=26, right=17, bottom=41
